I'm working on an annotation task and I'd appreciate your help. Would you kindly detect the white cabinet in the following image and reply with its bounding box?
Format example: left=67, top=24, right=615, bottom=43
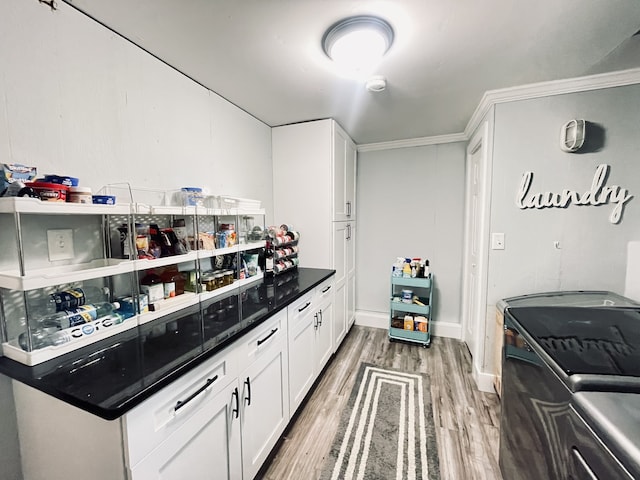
left=287, top=278, right=334, bottom=415
left=332, top=221, right=355, bottom=348
left=129, top=380, right=242, bottom=480
left=273, top=119, right=356, bottom=352
left=287, top=290, right=316, bottom=412
left=236, top=310, right=289, bottom=480
left=333, top=127, right=357, bottom=221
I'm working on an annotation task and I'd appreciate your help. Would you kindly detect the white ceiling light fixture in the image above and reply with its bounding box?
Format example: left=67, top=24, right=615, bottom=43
left=322, top=15, right=394, bottom=77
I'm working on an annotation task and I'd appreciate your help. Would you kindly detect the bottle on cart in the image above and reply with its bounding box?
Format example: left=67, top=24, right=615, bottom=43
left=48, top=286, right=111, bottom=312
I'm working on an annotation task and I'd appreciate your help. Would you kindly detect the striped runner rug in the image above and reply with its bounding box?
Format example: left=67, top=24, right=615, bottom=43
left=321, top=363, right=440, bottom=480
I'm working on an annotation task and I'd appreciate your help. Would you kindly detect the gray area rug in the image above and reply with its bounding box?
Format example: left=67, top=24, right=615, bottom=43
left=321, top=363, right=440, bottom=480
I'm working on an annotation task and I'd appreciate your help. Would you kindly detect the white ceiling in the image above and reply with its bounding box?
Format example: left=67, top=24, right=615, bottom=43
left=64, top=0, right=640, bottom=145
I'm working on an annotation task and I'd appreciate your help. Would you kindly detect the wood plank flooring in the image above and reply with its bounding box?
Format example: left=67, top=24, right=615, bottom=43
left=261, top=326, right=503, bottom=480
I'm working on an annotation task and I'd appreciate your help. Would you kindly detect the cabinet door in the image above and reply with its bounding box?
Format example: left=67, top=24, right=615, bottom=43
left=333, top=280, right=347, bottom=351
left=333, top=222, right=348, bottom=286
left=346, top=222, right=356, bottom=278
left=287, top=292, right=317, bottom=414
left=333, top=126, right=348, bottom=221
left=240, top=333, right=289, bottom=480
left=130, top=381, right=242, bottom=480
left=347, top=273, right=356, bottom=329
left=315, top=295, right=334, bottom=372
left=345, top=138, right=357, bottom=219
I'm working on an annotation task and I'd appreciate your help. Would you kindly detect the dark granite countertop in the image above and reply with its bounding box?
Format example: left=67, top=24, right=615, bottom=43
left=0, top=267, right=334, bottom=420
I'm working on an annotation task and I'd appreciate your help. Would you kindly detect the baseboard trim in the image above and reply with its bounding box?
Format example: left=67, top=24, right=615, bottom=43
left=473, top=367, right=496, bottom=393
left=355, top=310, right=462, bottom=339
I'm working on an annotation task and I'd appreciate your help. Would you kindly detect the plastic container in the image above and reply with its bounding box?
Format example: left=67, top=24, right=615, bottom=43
left=180, top=187, right=204, bottom=207
left=68, top=186, right=92, bottom=204
left=92, top=195, right=116, bottom=205
left=42, top=175, right=79, bottom=187
left=26, top=181, right=69, bottom=202
left=401, top=289, right=413, bottom=303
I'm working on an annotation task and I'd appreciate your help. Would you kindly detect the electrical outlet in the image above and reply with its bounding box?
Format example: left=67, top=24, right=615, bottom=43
left=47, top=229, right=75, bottom=261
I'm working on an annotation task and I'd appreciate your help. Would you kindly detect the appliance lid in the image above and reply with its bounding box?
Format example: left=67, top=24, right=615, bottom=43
left=499, top=290, right=638, bottom=312
left=507, top=306, right=640, bottom=376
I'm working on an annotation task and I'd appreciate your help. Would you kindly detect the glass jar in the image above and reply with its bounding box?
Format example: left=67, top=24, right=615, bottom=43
left=223, top=270, right=234, bottom=286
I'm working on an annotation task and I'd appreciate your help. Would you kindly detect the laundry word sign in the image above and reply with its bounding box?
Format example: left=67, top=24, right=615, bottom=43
left=516, top=164, right=632, bottom=224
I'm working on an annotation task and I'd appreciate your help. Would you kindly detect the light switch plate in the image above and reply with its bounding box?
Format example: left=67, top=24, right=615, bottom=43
left=47, top=229, right=75, bottom=261
left=491, top=232, right=505, bottom=250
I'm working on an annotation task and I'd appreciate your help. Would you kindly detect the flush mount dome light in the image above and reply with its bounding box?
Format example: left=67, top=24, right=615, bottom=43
left=322, top=15, right=394, bottom=73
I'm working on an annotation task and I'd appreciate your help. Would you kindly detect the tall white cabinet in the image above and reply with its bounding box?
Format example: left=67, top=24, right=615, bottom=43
left=272, top=119, right=357, bottom=351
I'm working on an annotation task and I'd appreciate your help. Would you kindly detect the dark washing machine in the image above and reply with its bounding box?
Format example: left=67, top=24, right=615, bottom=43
left=497, top=291, right=640, bottom=480
left=568, top=391, right=640, bottom=479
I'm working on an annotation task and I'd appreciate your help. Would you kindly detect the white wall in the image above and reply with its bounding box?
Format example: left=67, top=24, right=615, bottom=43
left=0, top=1, right=274, bottom=477
left=355, top=142, right=466, bottom=335
left=481, top=82, right=640, bottom=372
left=0, top=0, right=273, bottom=211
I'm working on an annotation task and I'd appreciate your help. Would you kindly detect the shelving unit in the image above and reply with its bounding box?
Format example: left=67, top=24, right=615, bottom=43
left=388, top=274, right=433, bottom=348
left=0, top=196, right=266, bottom=366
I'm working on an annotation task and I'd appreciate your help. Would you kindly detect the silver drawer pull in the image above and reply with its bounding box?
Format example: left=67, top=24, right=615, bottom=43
left=321, top=285, right=332, bottom=293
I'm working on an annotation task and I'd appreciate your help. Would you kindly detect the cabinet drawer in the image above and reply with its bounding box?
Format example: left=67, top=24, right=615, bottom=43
left=315, top=278, right=334, bottom=302
left=124, top=345, right=238, bottom=468
left=237, top=309, right=287, bottom=372
left=288, top=290, right=315, bottom=322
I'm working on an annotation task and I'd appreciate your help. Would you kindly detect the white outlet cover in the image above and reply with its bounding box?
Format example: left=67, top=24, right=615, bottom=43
left=47, top=229, right=75, bottom=261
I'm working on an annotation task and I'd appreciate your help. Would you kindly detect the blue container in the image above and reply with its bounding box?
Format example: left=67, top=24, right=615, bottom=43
left=42, top=175, right=79, bottom=187
left=92, top=195, right=116, bottom=205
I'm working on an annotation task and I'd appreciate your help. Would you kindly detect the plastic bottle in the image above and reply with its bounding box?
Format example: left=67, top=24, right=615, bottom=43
left=39, top=302, right=122, bottom=329
left=18, top=303, right=123, bottom=351
left=423, top=259, right=430, bottom=278
left=49, top=286, right=111, bottom=312
left=402, top=261, right=412, bottom=278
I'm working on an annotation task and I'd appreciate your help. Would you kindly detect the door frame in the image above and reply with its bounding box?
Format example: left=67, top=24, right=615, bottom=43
left=460, top=120, right=494, bottom=392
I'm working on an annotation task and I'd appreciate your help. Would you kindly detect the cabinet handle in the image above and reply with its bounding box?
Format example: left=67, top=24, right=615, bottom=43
left=346, top=201, right=351, bottom=217
left=257, top=327, right=278, bottom=346
left=321, top=285, right=332, bottom=294
left=174, top=375, right=218, bottom=413
left=347, top=224, right=352, bottom=240
left=232, top=387, right=239, bottom=419
left=318, top=309, right=323, bottom=326
left=314, top=313, right=318, bottom=330
left=298, top=301, right=312, bottom=313
left=244, top=377, right=251, bottom=406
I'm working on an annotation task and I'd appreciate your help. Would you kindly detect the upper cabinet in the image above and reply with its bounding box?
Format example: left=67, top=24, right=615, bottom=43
left=333, top=125, right=357, bottom=221
left=272, top=119, right=357, bottom=268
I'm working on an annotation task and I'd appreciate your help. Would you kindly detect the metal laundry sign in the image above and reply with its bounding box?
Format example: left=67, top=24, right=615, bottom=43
left=516, top=164, right=632, bottom=224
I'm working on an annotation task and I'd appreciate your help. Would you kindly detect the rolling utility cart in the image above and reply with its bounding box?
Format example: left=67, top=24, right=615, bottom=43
left=389, top=274, right=433, bottom=347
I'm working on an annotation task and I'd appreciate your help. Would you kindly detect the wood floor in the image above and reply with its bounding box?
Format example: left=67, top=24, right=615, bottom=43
left=261, top=326, right=503, bottom=480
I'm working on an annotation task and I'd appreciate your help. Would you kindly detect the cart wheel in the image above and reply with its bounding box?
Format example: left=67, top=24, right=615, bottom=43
left=422, top=343, right=427, bottom=348
left=389, top=337, right=395, bottom=343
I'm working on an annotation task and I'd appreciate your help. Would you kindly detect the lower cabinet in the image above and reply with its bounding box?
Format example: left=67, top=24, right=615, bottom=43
left=11, top=277, right=341, bottom=480
left=129, top=380, right=242, bottom=479
left=288, top=278, right=334, bottom=415
left=237, top=310, right=289, bottom=480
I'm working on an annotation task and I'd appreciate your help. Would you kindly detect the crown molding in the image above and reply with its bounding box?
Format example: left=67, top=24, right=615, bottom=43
left=464, top=67, right=640, bottom=139
left=357, top=132, right=467, bottom=153
left=358, top=68, right=640, bottom=153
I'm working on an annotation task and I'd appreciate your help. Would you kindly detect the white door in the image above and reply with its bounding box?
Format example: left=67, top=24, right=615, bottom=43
left=240, top=343, right=289, bottom=480
left=130, top=381, right=242, bottom=480
left=315, top=295, right=334, bottom=371
left=462, top=122, right=489, bottom=362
